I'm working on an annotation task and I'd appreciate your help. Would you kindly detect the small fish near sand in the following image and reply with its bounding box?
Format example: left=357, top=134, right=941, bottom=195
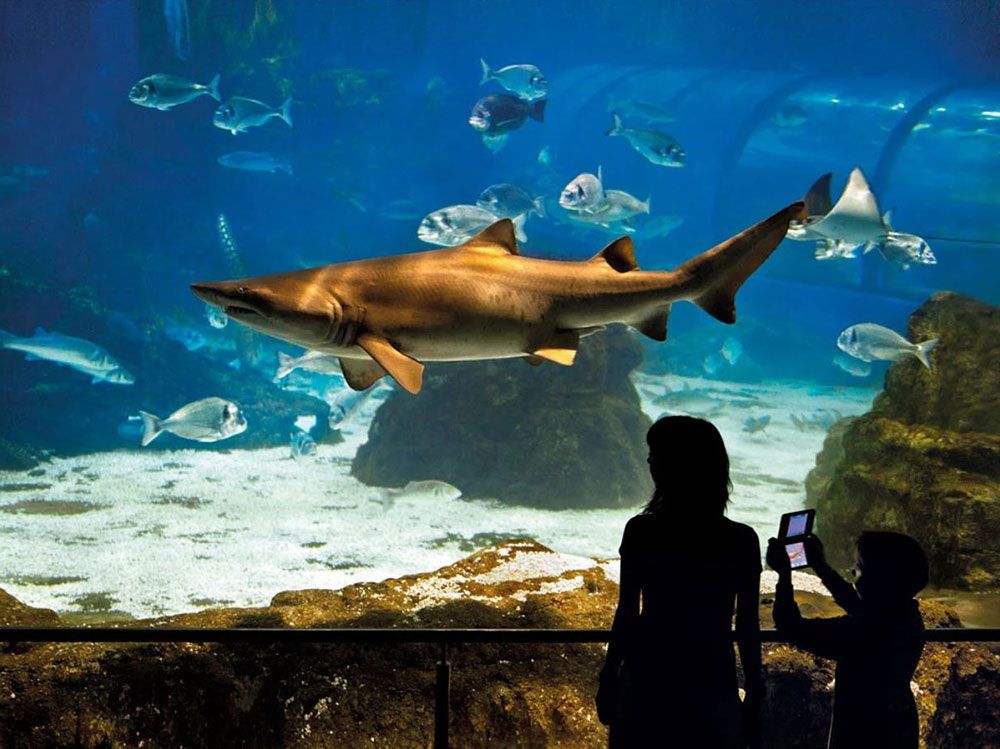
left=790, top=410, right=843, bottom=431
left=138, top=397, right=247, bottom=446
left=218, top=151, right=293, bottom=175
left=836, top=323, right=940, bottom=370
left=289, top=429, right=317, bottom=460
left=213, top=96, right=292, bottom=135
left=479, top=59, right=548, bottom=101
left=0, top=327, right=134, bottom=385
left=742, top=415, right=771, bottom=434
left=378, top=479, right=462, bottom=509
left=128, top=73, right=220, bottom=110
left=607, top=112, right=684, bottom=167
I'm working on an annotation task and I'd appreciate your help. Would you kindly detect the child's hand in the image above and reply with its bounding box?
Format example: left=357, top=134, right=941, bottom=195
left=803, top=534, right=828, bottom=570
left=766, top=538, right=792, bottom=575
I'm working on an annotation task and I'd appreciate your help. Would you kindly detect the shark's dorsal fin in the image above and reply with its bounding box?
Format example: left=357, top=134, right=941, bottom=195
left=589, top=236, right=638, bottom=272
left=356, top=332, right=424, bottom=394
left=528, top=330, right=579, bottom=366
left=340, top=357, right=389, bottom=392
left=465, top=219, right=519, bottom=255
left=804, top=172, right=833, bottom=217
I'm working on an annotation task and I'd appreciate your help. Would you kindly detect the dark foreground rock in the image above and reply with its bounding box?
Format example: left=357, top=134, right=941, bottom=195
left=807, top=293, right=1000, bottom=589
left=0, top=541, right=995, bottom=748
left=352, top=325, right=653, bottom=509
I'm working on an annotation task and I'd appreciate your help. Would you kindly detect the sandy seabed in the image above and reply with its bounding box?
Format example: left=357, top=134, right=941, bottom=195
left=0, top=375, right=876, bottom=619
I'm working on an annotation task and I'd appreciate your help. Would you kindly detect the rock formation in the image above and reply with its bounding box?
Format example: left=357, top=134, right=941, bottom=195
left=0, top=540, right=995, bottom=748
left=352, top=325, right=653, bottom=509
left=806, top=293, right=1000, bottom=589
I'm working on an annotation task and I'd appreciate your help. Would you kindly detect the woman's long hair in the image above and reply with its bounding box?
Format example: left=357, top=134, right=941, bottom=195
left=643, top=416, right=732, bottom=516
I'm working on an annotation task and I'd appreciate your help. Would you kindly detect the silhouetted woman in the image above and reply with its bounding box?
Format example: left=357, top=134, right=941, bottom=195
left=597, top=416, right=762, bottom=748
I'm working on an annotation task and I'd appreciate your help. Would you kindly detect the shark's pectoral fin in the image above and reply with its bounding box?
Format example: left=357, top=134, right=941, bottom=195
left=356, top=332, right=424, bottom=394
left=588, top=236, right=638, bottom=272
left=528, top=330, right=579, bottom=366
left=339, top=357, right=389, bottom=392
left=627, top=304, right=671, bottom=341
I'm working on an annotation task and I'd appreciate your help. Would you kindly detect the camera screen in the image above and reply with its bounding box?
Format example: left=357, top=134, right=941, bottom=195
left=787, top=512, right=810, bottom=537
left=785, top=541, right=808, bottom=569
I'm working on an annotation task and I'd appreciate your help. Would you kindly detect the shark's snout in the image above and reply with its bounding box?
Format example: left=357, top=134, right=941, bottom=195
left=190, top=282, right=223, bottom=306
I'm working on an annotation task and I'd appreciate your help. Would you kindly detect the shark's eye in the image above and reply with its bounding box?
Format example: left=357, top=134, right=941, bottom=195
left=237, top=286, right=248, bottom=294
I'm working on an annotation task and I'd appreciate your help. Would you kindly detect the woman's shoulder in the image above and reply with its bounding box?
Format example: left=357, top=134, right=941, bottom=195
left=721, top=517, right=761, bottom=547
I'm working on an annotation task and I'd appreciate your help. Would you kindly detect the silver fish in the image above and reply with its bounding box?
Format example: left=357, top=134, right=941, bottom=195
left=327, top=386, right=381, bottom=430
left=871, top=232, right=936, bottom=270
left=275, top=350, right=342, bottom=379
left=635, top=214, right=683, bottom=240
left=559, top=167, right=604, bottom=211
left=703, top=353, right=726, bottom=376
left=477, top=183, right=545, bottom=219
left=138, top=397, right=246, bottom=446
left=607, top=112, right=684, bottom=167
left=213, top=97, right=292, bottom=135
left=418, top=204, right=526, bottom=246
left=720, top=337, right=743, bottom=365
left=378, top=479, right=462, bottom=508
left=479, top=59, right=548, bottom=101
left=128, top=73, right=220, bottom=110
left=0, top=327, right=134, bottom=385
left=537, top=144, right=553, bottom=166
left=606, top=95, right=675, bottom=124
left=836, top=323, right=940, bottom=370
left=598, top=189, right=650, bottom=220
left=218, top=151, right=293, bottom=175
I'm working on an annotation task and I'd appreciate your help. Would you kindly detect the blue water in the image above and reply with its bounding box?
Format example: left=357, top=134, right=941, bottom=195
left=0, top=0, right=999, bottom=618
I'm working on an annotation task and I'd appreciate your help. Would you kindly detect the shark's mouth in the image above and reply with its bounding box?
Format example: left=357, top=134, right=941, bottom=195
left=225, top=305, right=261, bottom=319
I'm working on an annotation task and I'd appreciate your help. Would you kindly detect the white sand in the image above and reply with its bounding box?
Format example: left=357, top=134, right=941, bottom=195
left=0, top=376, right=875, bottom=618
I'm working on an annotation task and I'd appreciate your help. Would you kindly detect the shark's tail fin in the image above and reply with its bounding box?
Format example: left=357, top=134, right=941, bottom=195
left=607, top=112, right=623, bottom=137
left=914, top=338, right=940, bottom=370
left=676, top=201, right=806, bottom=324
left=479, top=58, right=492, bottom=85
left=138, top=411, right=163, bottom=447
left=275, top=352, right=297, bottom=379
left=207, top=73, right=222, bottom=102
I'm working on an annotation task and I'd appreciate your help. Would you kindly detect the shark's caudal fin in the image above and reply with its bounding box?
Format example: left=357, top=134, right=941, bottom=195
left=138, top=411, right=163, bottom=447
left=804, top=172, right=833, bottom=216
left=676, top=201, right=806, bottom=324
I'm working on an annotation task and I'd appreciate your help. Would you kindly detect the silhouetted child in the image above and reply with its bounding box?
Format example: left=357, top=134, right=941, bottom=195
left=766, top=531, right=928, bottom=749
left=599, top=416, right=762, bottom=749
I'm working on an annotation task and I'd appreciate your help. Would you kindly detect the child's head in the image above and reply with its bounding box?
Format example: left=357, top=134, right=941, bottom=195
left=854, top=531, right=928, bottom=603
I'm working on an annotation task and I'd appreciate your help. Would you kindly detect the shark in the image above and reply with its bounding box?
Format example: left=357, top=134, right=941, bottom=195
left=191, top=202, right=805, bottom=394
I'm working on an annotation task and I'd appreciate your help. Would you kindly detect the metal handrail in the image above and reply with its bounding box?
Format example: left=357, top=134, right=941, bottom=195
left=0, top=626, right=997, bottom=643
left=1, top=627, right=995, bottom=748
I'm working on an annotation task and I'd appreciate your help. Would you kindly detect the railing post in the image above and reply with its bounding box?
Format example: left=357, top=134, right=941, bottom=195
left=435, top=641, right=450, bottom=749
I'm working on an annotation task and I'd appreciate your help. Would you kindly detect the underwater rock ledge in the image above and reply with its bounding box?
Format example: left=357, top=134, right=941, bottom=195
left=352, top=325, right=654, bottom=509
left=0, top=540, right=996, bottom=748
left=806, top=292, right=1000, bottom=590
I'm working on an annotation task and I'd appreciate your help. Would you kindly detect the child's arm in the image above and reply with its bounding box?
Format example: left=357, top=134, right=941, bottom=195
left=767, top=538, right=856, bottom=660
left=805, top=535, right=863, bottom=615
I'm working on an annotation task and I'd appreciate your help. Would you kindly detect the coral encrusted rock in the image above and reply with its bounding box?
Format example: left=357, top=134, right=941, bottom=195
left=351, top=325, right=653, bottom=509
left=0, top=542, right=996, bottom=748
left=806, top=293, right=1000, bottom=589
